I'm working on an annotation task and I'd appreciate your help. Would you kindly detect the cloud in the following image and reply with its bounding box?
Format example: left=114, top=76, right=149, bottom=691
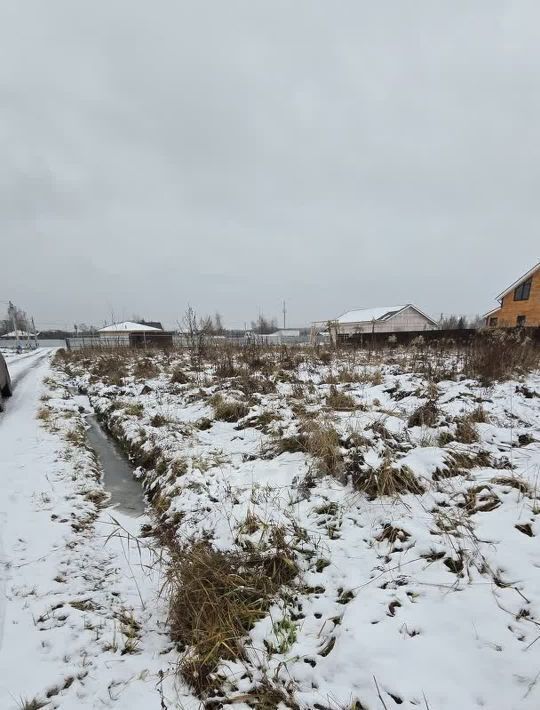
left=0, top=1, right=538, bottom=328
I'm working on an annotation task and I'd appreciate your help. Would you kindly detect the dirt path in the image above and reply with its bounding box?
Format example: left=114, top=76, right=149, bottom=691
left=0, top=354, right=189, bottom=709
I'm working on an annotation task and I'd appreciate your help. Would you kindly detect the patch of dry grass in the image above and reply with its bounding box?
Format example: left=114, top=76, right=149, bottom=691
left=303, top=418, right=343, bottom=476
left=133, top=357, right=160, bottom=380
left=275, top=433, right=308, bottom=455
left=408, top=400, right=439, bottom=428
left=170, top=366, right=190, bottom=384
left=352, top=458, right=424, bottom=499
left=454, top=415, right=479, bottom=443
left=210, top=395, right=249, bottom=422
left=124, top=402, right=144, bottom=417
left=36, top=407, right=51, bottom=421
left=91, top=354, right=128, bottom=385
left=326, top=385, right=356, bottom=411
left=150, top=413, right=168, bottom=427
left=166, top=537, right=297, bottom=693
left=464, top=330, right=540, bottom=384
left=17, top=698, right=48, bottom=710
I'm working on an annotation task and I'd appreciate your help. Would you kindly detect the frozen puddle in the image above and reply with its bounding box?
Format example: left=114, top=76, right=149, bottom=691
left=86, top=416, right=145, bottom=516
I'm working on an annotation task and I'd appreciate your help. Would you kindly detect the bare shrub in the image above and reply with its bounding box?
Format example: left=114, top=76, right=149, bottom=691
left=240, top=343, right=267, bottom=371
left=214, top=348, right=238, bottom=378
left=464, top=330, right=539, bottom=383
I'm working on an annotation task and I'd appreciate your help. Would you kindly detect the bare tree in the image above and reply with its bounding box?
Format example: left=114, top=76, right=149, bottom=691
left=439, top=314, right=483, bottom=330
left=251, top=314, right=278, bottom=335
left=180, top=306, right=213, bottom=373
left=4, top=302, right=28, bottom=333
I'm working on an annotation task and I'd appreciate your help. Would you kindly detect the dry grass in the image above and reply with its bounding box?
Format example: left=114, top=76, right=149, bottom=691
left=214, top=349, right=238, bottom=378
left=91, top=354, right=128, bottom=385
left=124, top=402, right=144, bottom=417
left=352, top=458, right=424, bottom=499
left=326, top=385, right=356, bottom=411
left=491, top=475, right=530, bottom=495
left=468, top=405, right=489, bottom=423
left=133, top=357, right=160, bottom=380
left=303, top=419, right=343, bottom=476
left=166, top=537, right=297, bottom=693
left=17, top=699, right=48, bottom=710
left=65, top=428, right=86, bottom=448
left=36, top=407, right=51, bottom=421
left=454, top=415, right=479, bottom=444
left=171, top=366, right=190, bottom=384
left=275, top=433, right=308, bottom=454
left=408, top=400, right=439, bottom=428
left=210, top=395, right=249, bottom=422
left=443, top=449, right=492, bottom=475
left=150, top=413, right=168, bottom=427
left=464, top=330, right=540, bottom=384
left=237, top=373, right=276, bottom=396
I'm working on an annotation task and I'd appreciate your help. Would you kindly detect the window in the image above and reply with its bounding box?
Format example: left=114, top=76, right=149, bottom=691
left=517, top=315, right=526, bottom=326
left=514, top=278, right=532, bottom=301
left=489, top=317, right=498, bottom=326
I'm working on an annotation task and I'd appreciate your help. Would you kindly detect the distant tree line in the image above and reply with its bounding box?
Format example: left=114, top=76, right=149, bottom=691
left=439, top=314, right=484, bottom=330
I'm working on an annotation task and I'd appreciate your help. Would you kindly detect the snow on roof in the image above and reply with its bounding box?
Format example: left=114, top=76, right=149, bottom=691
left=483, top=306, right=501, bottom=318
left=98, top=321, right=163, bottom=333
left=337, top=305, right=408, bottom=324
left=496, top=261, right=540, bottom=300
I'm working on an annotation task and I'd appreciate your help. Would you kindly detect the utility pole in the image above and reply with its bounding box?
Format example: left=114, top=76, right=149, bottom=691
left=282, top=300, right=287, bottom=330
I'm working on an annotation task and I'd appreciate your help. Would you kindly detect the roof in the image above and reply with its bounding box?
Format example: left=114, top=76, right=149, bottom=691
left=483, top=306, right=501, bottom=318
left=98, top=321, right=163, bottom=333
left=336, top=304, right=439, bottom=326
left=336, top=305, right=407, bottom=324
left=497, top=261, right=540, bottom=300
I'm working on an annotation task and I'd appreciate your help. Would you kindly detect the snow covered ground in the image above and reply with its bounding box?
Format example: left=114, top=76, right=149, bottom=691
left=3, top=344, right=540, bottom=709
left=0, top=350, right=195, bottom=709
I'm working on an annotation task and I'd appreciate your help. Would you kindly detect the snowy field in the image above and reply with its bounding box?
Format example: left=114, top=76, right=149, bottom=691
left=1, top=341, right=539, bottom=709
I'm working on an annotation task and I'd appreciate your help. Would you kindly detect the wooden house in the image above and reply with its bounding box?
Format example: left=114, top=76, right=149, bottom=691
left=484, top=262, right=540, bottom=327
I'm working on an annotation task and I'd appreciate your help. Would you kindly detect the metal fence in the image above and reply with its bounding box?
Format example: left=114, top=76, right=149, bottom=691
left=64, top=333, right=313, bottom=350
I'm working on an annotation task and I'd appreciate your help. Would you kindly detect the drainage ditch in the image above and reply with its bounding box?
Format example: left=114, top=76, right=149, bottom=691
left=85, top=415, right=145, bottom=517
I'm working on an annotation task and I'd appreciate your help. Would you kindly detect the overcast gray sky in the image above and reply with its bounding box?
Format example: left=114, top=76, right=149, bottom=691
left=1, top=1, right=538, bottom=330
